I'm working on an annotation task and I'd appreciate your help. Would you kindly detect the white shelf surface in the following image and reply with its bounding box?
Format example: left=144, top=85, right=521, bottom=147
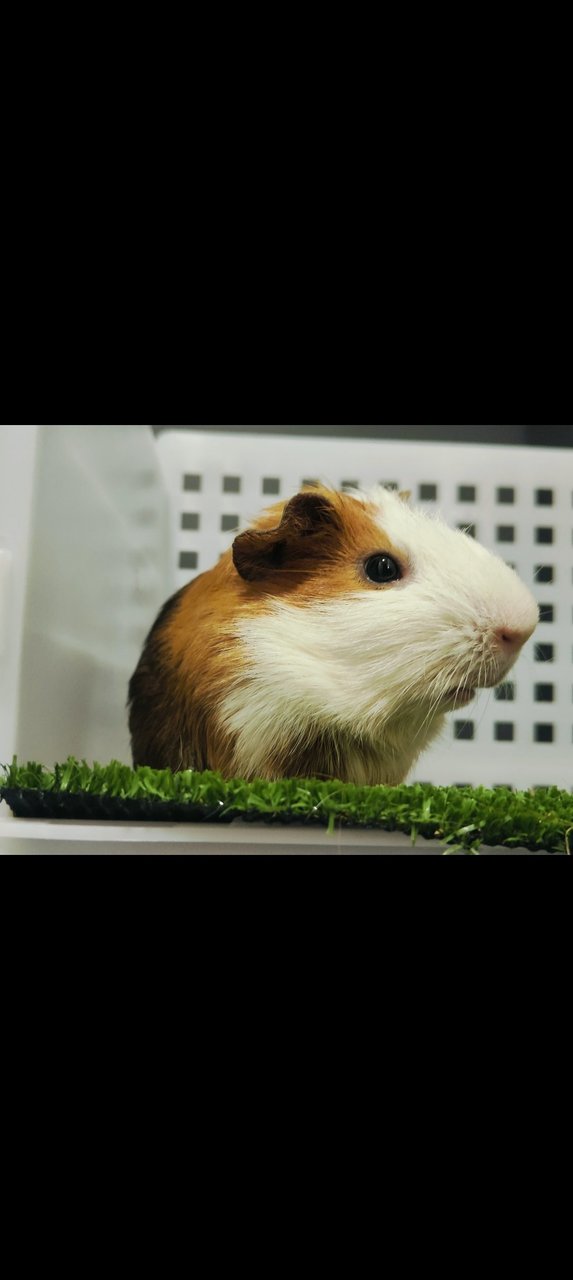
left=0, top=806, right=541, bottom=855
left=0, top=810, right=422, bottom=854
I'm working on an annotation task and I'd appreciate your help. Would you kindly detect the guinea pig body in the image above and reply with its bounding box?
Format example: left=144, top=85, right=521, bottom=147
left=128, top=485, right=539, bottom=784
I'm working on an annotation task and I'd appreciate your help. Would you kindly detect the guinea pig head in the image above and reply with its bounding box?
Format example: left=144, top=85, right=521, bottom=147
left=218, top=485, right=539, bottom=784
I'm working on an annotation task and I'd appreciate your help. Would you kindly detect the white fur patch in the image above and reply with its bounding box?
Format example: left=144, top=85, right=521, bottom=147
left=218, top=487, right=539, bottom=783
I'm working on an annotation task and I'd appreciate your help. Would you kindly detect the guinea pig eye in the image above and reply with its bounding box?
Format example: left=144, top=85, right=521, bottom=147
left=364, top=553, right=402, bottom=584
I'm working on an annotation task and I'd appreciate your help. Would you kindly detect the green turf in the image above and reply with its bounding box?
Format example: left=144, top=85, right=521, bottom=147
left=1, top=757, right=572, bottom=852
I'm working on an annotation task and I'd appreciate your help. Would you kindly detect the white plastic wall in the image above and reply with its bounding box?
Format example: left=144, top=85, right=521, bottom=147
left=0, top=425, right=170, bottom=766
left=0, top=426, right=39, bottom=765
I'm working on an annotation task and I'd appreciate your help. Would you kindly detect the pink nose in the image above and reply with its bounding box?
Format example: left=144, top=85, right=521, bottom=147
left=496, top=625, right=534, bottom=650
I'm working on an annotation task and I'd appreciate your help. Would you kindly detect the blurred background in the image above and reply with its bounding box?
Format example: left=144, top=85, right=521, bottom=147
left=152, top=425, right=572, bottom=445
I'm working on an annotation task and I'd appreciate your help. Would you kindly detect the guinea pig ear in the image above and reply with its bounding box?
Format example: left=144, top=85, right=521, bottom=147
left=280, top=490, right=343, bottom=535
left=232, top=491, right=342, bottom=582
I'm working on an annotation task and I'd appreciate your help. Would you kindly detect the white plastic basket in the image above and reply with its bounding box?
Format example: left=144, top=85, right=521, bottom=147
left=156, top=430, right=573, bottom=792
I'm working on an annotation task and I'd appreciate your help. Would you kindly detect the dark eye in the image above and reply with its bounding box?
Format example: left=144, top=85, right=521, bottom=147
left=364, top=554, right=402, bottom=584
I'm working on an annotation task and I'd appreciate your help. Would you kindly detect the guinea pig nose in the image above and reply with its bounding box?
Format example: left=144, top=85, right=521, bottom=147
left=496, top=625, right=533, bottom=649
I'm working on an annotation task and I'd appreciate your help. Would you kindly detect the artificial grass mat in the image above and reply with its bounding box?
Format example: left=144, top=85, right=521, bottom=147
left=1, top=757, right=572, bottom=852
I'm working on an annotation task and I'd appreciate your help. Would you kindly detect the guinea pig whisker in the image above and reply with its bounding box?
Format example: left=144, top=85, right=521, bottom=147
left=435, top=652, right=473, bottom=711
left=412, top=661, right=459, bottom=742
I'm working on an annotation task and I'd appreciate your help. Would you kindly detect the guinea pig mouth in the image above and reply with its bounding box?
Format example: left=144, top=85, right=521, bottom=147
left=442, top=687, right=476, bottom=707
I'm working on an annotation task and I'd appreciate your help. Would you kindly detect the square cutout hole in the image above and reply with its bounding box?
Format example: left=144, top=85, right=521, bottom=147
left=495, top=683, right=515, bottom=701
left=454, top=721, right=475, bottom=740
left=534, top=684, right=554, bottom=702
left=535, top=643, right=554, bottom=662
left=534, top=724, right=554, bottom=743
left=495, top=723, right=514, bottom=741
left=179, top=551, right=198, bottom=570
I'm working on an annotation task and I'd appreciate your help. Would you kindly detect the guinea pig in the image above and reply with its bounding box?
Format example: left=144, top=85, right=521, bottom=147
left=128, top=484, right=539, bottom=785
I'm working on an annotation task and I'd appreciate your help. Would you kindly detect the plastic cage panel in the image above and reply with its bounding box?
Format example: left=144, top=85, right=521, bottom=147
left=156, top=430, right=573, bottom=791
left=0, top=425, right=170, bottom=767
